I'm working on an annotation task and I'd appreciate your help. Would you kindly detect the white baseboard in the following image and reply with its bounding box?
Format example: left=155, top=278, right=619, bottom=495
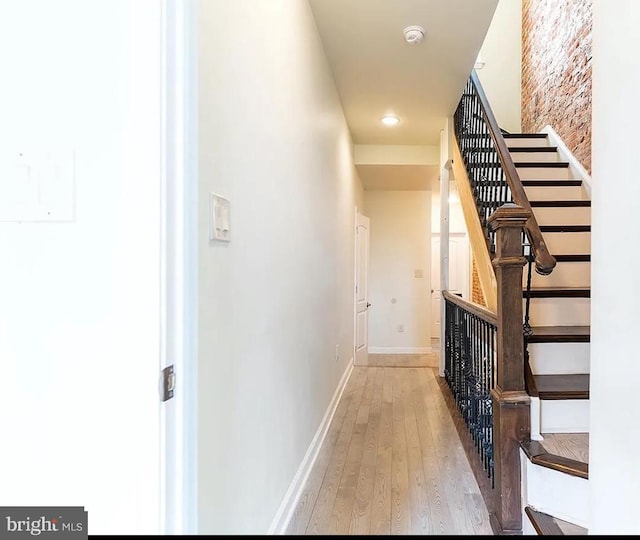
left=267, top=359, right=354, bottom=535
left=540, top=125, right=592, bottom=198
left=368, top=347, right=434, bottom=354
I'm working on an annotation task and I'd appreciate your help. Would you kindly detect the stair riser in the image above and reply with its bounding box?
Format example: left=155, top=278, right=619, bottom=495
left=533, top=206, right=591, bottom=226
left=528, top=343, right=591, bottom=375
left=505, top=137, right=550, bottom=148
left=524, top=185, right=584, bottom=201
left=543, top=232, right=591, bottom=255
left=540, top=399, right=590, bottom=433
left=521, top=450, right=589, bottom=528
left=510, top=151, right=561, bottom=163
left=525, top=261, right=591, bottom=288
left=517, top=166, right=574, bottom=180
left=526, top=298, right=591, bottom=326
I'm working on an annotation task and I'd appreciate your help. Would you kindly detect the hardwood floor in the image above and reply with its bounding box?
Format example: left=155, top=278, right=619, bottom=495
left=286, top=363, right=493, bottom=535
left=360, top=353, right=439, bottom=368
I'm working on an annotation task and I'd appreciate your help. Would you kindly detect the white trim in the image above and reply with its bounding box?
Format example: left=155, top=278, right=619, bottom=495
left=353, top=206, right=358, bottom=367
left=268, top=360, right=354, bottom=535
left=540, top=125, right=593, bottom=198
left=368, top=347, right=435, bottom=354
left=159, top=0, right=198, bottom=534
left=530, top=397, right=543, bottom=441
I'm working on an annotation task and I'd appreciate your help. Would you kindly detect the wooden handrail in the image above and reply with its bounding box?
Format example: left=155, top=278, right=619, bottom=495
left=469, top=71, right=556, bottom=276
left=442, top=290, right=497, bottom=326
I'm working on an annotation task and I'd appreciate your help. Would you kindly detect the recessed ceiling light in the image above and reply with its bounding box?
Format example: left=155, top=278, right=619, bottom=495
left=381, top=115, right=400, bottom=126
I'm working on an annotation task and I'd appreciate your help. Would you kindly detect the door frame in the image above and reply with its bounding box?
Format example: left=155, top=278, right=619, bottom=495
left=160, top=0, right=198, bottom=534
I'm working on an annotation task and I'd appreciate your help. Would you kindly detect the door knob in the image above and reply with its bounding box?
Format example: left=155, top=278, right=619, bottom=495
left=366, top=302, right=372, bottom=308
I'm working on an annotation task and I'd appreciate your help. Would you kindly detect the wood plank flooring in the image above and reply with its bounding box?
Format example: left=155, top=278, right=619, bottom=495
left=360, top=353, right=439, bottom=368
left=286, top=364, right=493, bottom=535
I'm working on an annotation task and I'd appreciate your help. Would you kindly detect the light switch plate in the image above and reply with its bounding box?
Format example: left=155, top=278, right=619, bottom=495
left=209, top=193, right=230, bottom=241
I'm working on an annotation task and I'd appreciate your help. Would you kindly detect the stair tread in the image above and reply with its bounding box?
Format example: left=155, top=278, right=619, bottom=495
left=541, top=432, right=590, bottom=465
left=525, top=506, right=588, bottom=535
left=531, top=200, right=591, bottom=207
left=503, top=133, right=549, bottom=138
left=534, top=374, right=590, bottom=399
left=523, top=180, right=582, bottom=187
left=528, top=326, right=590, bottom=343
left=509, top=146, right=558, bottom=152
left=520, top=440, right=590, bottom=479
left=515, top=161, right=570, bottom=168
left=553, top=254, right=591, bottom=262
left=540, top=224, right=590, bottom=232
left=525, top=287, right=590, bottom=298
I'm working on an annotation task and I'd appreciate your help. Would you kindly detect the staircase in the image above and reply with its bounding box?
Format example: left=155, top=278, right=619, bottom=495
left=505, top=132, right=591, bottom=534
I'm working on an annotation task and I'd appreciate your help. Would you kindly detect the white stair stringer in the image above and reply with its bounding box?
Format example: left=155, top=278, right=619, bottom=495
left=540, top=398, right=590, bottom=433
left=520, top=449, right=590, bottom=530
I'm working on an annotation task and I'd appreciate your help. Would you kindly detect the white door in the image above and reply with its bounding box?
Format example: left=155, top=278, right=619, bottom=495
left=431, top=234, right=470, bottom=338
left=160, top=0, right=197, bottom=534
left=355, top=213, right=370, bottom=365
left=0, top=1, right=162, bottom=534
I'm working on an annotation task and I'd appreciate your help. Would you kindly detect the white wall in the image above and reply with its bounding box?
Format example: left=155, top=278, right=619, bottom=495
left=354, top=145, right=439, bottom=165
left=365, top=191, right=431, bottom=351
left=197, top=0, right=363, bottom=534
left=590, top=1, right=640, bottom=534
left=476, top=0, right=522, bottom=133
left=0, top=0, right=161, bottom=534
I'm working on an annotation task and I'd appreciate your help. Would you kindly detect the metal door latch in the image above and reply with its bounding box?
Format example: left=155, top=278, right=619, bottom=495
left=161, top=365, right=175, bottom=402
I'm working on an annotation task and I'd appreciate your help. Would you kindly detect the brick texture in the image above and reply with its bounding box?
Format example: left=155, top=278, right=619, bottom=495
left=522, top=0, right=592, bottom=172
left=471, top=257, right=486, bottom=307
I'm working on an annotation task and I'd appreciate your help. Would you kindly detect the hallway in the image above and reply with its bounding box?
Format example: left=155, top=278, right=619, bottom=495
left=286, top=360, right=493, bottom=535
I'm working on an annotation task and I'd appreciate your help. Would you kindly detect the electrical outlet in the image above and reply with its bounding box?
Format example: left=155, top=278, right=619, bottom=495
left=397, top=324, right=404, bottom=333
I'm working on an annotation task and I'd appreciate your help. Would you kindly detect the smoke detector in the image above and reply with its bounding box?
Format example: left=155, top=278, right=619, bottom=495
left=403, top=25, right=425, bottom=45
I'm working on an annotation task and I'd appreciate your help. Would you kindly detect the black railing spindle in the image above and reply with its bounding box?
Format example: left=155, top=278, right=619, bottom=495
left=443, top=292, right=497, bottom=482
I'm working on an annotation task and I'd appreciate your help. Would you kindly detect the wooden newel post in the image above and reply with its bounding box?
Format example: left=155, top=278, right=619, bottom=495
left=487, top=204, right=531, bottom=535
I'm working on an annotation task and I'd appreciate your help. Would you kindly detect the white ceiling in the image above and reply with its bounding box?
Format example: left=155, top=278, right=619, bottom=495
left=309, top=0, right=499, bottom=146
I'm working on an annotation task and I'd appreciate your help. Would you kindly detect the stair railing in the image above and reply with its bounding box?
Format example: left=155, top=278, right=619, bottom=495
left=444, top=291, right=497, bottom=483
left=454, top=70, right=556, bottom=276
left=443, top=70, right=556, bottom=535
left=443, top=204, right=531, bottom=535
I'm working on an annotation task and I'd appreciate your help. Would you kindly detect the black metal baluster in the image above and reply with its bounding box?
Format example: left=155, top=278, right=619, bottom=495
left=443, top=296, right=496, bottom=483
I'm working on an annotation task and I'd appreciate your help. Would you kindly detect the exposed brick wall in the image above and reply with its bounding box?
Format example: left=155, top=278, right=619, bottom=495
left=522, top=0, right=592, bottom=172
left=471, top=257, right=486, bottom=307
